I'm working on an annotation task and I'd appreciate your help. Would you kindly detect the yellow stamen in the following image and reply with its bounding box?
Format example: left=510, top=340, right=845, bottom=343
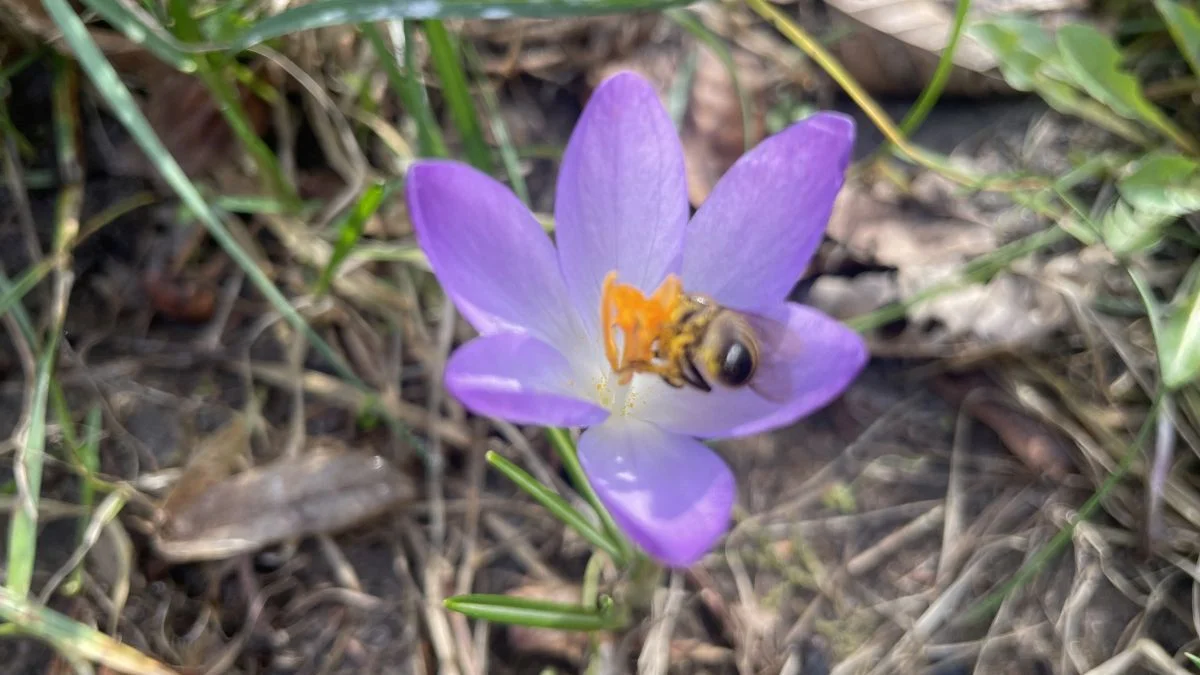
left=599, top=272, right=684, bottom=384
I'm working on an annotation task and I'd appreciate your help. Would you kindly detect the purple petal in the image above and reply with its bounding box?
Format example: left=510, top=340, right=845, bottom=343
left=446, top=333, right=610, bottom=428
left=635, top=302, right=867, bottom=438
left=578, top=417, right=735, bottom=567
left=407, top=160, right=583, bottom=349
left=555, top=71, right=689, bottom=337
left=681, top=112, right=855, bottom=311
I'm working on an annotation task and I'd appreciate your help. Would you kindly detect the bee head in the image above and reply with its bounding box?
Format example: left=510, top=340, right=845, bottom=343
left=700, top=312, right=760, bottom=388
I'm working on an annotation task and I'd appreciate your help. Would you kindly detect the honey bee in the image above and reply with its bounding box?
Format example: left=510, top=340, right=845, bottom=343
left=601, top=272, right=799, bottom=400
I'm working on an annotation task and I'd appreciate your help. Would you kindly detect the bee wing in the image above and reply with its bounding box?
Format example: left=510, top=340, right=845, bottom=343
left=737, top=309, right=808, bottom=404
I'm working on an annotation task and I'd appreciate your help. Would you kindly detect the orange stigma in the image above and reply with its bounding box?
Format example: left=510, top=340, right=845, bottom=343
left=600, top=271, right=684, bottom=385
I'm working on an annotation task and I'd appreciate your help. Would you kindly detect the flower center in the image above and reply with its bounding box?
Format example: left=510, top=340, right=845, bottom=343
left=599, top=271, right=683, bottom=385
left=592, top=371, right=640, bottom=416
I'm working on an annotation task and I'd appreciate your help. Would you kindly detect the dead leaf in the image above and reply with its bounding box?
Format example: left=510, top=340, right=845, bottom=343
left=160, top=416, right=250, bottom=519
left=669, top=638, right=735, bottom=666
left=142, top=268, right=217, bottom=324
left=155, top=448, right=415, bottom=562
left=807, top=272, right=901, bottom=321
left=816, top=181, right=1069, bottom=349
left=903, top=269, right=1067, bottom=347
left=112, top=71, right=270, bottom=181
left=681, top=45, right=767, bottom=205
left=827, top=183, right=997, bottom=267
left=824, top=0, right=1098, bottom=96
left=824, top=0, right=1007, bottom=96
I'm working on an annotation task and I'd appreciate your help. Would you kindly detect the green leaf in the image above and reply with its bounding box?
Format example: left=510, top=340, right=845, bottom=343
left=1057, top=24, right=1198, bottom=152
left=1155, top=0, right=1200, bottom=80
left=1100, top=198, right=1172, bottom=256
left=444, top=594, right=623, bottom=631
left=1118, top=153, right=1200, bottom=216
left=1160, top=267, right=1200, bottom=389
left=970, top=18, right=1057, bottom=92
left=969, top=18, right=1151, bottom=144
left=226, top=0, right=696, bottom=52
left=314, top=181, right=388, bottom=295
left=486, top=451, right=625, bottom=563
left=1186, top=652, right=1200, bottom=668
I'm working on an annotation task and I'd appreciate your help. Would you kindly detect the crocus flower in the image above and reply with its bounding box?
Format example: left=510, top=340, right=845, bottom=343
left=406, top=72, right=866, bottom=567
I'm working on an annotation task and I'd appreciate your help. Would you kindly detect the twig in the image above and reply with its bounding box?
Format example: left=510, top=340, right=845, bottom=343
left=234, top=361, right=472, bottom=448
left=422, top=556, right=462, bottom=675
left=939, top=393, right=974, bottom=586
left=428, top=298, right=457, bottom=555
left=0, top=134, right=41, bottom=264
left=638, top=571, right=685, bottom=675
left=847, top=505, right=946, bottom=577
left=482, top=514, right=563, bottom=583
left=1082, top=638, right=1192, bottom=675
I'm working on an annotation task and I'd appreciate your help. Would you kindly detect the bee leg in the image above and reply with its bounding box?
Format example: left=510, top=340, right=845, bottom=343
left=680, top=354, right=712, bottom=392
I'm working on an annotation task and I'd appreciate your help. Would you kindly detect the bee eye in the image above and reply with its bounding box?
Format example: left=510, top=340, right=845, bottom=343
left=717, top=341, right=756, bottom=387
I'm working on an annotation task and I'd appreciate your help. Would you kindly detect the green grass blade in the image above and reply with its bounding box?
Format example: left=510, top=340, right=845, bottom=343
left=315, top=181, right=387, bottom=296
left=6, top=332, right=57, bottom=596
left=0, top=272, right=37, bottom=347
left=41, top=0, right=364, bottom=388
left=423, top=20, right=493, bottom=172
left=226, top=0, right=697, bottom=52
left=444, top=593, right=623, bottom=631
left=545, top=428, right=633, bottom=562
left=363, top=22, right=448, bottom=158
left=7, top=56, right=80, bottom=598
left=167, top=0, right=297, bottom=204
left=63, top=406, right=102, bottom=595
left=463, top=42, right=529, bottom=203
left=666, top=8, right=755, bottom=152
left=486, top=451, right=624, bottom=562
left=896, top=0, right=969, bottom=136
left=0, top=586, right=178, bottom=674
left=76, top=0, right=195, bottom=71
left=0, top=260, right=55, bottom=327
